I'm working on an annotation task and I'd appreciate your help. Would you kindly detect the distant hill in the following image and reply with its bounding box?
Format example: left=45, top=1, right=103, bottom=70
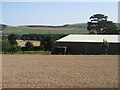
left=0, top=24, right=7, bottom=31
left=2, top=23, right=88, bottom=34
left=2, top=23, right=120, bottom=35
left=25, top=23, right=87, bottom=28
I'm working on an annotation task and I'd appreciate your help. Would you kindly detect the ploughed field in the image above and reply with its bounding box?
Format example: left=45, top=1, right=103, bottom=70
left=2, top=55, right=118, bottom=88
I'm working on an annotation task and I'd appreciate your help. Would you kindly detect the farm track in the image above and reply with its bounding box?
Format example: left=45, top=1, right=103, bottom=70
left=2, top=55, right=118, bottom=88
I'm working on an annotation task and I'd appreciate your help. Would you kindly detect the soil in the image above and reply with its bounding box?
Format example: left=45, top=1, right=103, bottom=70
left=2, top=55, right=118, bottom=88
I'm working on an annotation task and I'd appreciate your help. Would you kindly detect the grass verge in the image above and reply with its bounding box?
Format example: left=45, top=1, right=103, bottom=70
left=1, top=51, right=51, bottom=55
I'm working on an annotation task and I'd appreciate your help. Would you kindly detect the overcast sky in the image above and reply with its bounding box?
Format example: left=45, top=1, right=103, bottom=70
left=2, top=1, right=118, bottom=26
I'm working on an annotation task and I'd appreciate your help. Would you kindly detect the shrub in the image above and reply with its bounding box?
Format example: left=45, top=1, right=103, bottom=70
left=2, top=40, right=12, bottom=53
left=41, top=34, right=56, bottom=51
left=25, top=42, right=34, bottom=51
left=89, top=31, right=97, bottom=34
left=101, top=39, right=109, bottom=54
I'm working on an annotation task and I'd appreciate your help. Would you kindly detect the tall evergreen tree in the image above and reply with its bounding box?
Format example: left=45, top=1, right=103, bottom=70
left=87, top=14, right=117, bottom=34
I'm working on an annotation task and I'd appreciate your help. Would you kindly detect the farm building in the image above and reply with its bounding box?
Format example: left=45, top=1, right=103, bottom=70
left=53, top=34, right=120, bottom=55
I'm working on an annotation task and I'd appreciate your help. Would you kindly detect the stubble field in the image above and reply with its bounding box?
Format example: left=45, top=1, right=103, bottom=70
left=2, top=55, right=118, bottom=88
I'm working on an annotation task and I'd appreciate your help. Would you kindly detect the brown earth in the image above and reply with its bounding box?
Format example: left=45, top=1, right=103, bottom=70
left=2, top=55, right=118, bottom=88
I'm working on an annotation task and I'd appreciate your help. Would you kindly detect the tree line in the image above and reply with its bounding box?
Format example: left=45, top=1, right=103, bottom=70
left=26, top=25, right=69, bottom=28
left=2, top=33, right=67, bottom=54
left=1, top=14, right=120, bottom=54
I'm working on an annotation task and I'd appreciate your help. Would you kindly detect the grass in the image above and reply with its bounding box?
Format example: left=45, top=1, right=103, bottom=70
left=3, top=26, right=89, bottom=34
left=1, top=51, right=51, bottom=55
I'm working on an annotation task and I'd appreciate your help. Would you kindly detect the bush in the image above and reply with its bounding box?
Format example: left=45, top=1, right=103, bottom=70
left=41, top=34, right=56, bottom=51
left=8, top=33, right=18, bottom=46
left=2, top=40, right=12, bottom=53
left=2, top=35, right=21, bottom=53
left=25, top=42, right=34, bottom=51
left=17, top=46, right=22, bottom=52
left=31, top=46, right=41, bottom=51
left=101, top=39, right=109, bottom=54
left=89, top=31, right=97, bottom=34
left=10, top=45, right=18, bottom=54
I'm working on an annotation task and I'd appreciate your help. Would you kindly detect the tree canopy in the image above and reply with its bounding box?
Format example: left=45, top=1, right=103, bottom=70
left=25, top=42, right=34, bottom=51
left=41, top=34, right=55, bottom=51
left=7, top=33, right=18, bottom=53
left=87, top=14, right=117, bottom=34
left=8, top=33, right=18, bottom=46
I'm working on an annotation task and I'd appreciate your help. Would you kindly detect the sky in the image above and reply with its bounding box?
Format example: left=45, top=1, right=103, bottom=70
left=1, top=1, right=118, bottom=26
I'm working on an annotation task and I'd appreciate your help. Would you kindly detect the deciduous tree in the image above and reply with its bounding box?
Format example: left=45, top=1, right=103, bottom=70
left=41, top=34, right=55, bottom=51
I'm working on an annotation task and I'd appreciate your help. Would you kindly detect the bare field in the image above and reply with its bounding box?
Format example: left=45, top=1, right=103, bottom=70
left=2, top=55, right=118, bottom=88
left=16, top=40, right=40, bottom=47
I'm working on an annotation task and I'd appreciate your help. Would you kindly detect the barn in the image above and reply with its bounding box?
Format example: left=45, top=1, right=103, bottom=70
left=53, top=34, right=120, bottom=55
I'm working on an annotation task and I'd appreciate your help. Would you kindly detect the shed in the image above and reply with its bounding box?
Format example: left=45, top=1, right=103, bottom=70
left=55, top=34, right=120, bottom=54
